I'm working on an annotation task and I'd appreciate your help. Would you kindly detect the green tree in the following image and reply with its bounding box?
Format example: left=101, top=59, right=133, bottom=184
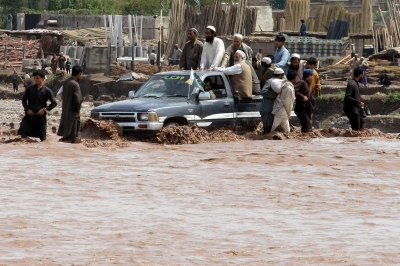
left=124, top=0, right=171, bottom=16
left=48, top=0, right=62, bottom=10
left=28, top=0, right=39, bottom=9
left=0, top=0, right=26, bottom=29
left=185, top=0, right=214, bottom=6
left=60, top=0, right=70, bottom=9
left=269, top=0, right=285, bottom=9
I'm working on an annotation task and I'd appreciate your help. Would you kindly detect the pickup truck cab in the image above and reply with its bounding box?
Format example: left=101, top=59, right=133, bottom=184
left=90, top=70, right=262, bottom=136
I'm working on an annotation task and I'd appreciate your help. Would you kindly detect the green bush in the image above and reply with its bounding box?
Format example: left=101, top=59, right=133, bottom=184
left=383, top=91, right=400, bottom=104
left=371, top=92, right=387, bottom=100
left=317, top=91, right=345, bottom=104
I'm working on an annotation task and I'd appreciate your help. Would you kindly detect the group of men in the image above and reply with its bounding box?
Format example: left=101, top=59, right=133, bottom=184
left=176, top=25, right=368, bottom=133
left=18, top=66, right=83, bottom=143
left=175, top=25, right=323, bottom=133
left=50, top=52, right=72, bottom=74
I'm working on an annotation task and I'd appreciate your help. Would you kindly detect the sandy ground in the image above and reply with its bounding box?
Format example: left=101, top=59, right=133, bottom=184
left=1, top=137, right=400, bottom=264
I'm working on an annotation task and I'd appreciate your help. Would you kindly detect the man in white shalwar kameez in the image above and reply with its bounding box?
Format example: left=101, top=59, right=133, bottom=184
left=200, top=25, right=225, bottom=70
left=270, top=70, right=297, bottom=133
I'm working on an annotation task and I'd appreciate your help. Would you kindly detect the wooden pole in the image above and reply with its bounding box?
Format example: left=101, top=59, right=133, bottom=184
left=106, top=40, right=111, bottom=76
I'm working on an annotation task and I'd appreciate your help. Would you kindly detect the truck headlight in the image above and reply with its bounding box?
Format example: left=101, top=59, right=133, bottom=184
left=138, top=113, right=149, bottom=121
left=138, top=112, right=158, bottom=122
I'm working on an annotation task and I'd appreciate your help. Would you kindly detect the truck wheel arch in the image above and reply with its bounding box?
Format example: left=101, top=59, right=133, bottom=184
left=163, top=117, right=188, bottom=128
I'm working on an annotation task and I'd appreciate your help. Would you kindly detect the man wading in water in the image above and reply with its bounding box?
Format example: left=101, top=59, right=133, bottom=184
left=57, top=66, right=83, bottom=143
left=19, top=70, right=57, bottom=141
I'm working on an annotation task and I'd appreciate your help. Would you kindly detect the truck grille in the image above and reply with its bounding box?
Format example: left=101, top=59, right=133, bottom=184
left=112, top=117, right=137, bottom=122
left=100, top=112, right=137, bottom=122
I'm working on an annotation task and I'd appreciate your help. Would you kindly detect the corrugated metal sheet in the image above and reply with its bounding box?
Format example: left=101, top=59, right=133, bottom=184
left=285, top=36, right=349, bottom=57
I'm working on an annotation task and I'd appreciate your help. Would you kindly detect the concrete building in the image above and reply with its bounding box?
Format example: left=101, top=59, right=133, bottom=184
left=18, top=13, right=169, bottom=40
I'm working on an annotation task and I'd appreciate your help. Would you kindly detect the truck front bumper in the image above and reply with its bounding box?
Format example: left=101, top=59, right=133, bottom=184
left=115, top=122, right=164, bottom=137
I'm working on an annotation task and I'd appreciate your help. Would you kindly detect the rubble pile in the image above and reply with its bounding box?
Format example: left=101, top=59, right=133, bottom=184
left=79, top=118, right=130, bottom=148
left=157, top=125, right=245, bottom=145
left=80, top=118, right=119, bottom=140
left=157, top=123, right=398, bottom=145
left=0, top=34, right=40, bottom=66
left=110, top=63, right=179, bottom=79
left=133, top=62, right=180, bottom=76
left=110, top=65, right=131, bottom=77
left=262, top=126, right=398, bottom=140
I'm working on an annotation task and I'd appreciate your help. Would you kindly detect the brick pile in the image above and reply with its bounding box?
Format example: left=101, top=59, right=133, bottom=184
left=0, top=34, right=40, bottom=67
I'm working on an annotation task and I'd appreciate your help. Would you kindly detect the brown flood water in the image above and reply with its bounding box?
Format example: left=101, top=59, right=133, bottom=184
left=1, top=137, right=400, bottom=264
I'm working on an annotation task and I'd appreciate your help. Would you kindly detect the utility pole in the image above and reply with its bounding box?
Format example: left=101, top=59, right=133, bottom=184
left=157, top=0, right=162, bottom=72
left=157, top=0, right=167, bottom=72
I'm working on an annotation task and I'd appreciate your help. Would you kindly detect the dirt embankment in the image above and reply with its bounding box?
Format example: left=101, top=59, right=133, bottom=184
left=2, top=119, right=397, bottom=148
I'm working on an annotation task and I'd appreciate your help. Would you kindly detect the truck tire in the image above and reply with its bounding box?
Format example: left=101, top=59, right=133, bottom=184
left=164, top=122, right=179, bottom=128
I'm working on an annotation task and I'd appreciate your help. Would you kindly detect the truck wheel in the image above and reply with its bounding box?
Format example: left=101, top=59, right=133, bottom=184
left=164, top=122, right=179, bottom=128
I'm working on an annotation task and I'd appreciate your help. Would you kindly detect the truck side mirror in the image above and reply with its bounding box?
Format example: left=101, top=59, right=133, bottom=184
left=128, top=90, right=135, bottom=98
left=198, top=91, right=211, bottom=101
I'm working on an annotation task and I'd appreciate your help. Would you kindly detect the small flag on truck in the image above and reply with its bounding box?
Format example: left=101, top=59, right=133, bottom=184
left=186, top=69, right=204, bottom=92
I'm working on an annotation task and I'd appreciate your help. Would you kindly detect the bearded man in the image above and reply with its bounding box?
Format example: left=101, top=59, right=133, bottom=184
left=200, top=25, right=225, bottom=70
left=211, top=50, right=252, bottom=99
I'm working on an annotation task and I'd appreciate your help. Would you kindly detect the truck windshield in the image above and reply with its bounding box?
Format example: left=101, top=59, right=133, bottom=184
left=135, top=75, right=194, bottom=98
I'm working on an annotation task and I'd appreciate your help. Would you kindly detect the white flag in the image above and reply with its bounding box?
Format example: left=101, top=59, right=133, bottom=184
left=189, top=68, right=195, bottom=85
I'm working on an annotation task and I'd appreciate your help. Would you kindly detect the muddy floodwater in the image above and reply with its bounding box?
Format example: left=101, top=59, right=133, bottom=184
left=1, top=138, right=400, bottom=264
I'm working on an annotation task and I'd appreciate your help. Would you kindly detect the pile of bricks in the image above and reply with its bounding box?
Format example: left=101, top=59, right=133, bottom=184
left=0, top=34, right=40, bottom=67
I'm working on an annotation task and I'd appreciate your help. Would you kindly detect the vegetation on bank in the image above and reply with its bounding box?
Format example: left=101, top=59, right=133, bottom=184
left=383, top=91, right=400, bottom=104
left=317, top=91, right=345, bottom=104
left=1, top=0, right=240, bottom=29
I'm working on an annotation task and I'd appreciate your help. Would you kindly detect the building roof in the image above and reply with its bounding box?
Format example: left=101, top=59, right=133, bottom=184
left=62, top=27, right=126, bottom=43
left=369, top=47, right=400, bottom=60
left=0, top=29, right=62, bottom=35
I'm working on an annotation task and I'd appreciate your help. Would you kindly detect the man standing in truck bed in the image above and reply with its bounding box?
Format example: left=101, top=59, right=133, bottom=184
left=179, top=28, right=203, bottom=70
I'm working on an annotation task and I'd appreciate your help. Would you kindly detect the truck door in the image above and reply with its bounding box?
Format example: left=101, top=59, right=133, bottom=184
left=196, top=75, right=234, bottom=129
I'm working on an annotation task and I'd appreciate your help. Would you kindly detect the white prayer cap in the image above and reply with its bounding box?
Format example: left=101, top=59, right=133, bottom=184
left=60, top=52, right=63, bottom=55
left=261, top=57, right=271, bottom=64
left=273, top=68, right=285, bottom=75
left=360, top=56, right=364, bottom=59
left=233, top=33, right=243, bottom=40
left=235, top=50, right=246, bottom=60
left=291, top=53, right=300, bottom=59
left=354, top=53, right=358, bottom=56
left=206, top=25, right=216, bottom=32
left=271, top=78, right=284, bottom=91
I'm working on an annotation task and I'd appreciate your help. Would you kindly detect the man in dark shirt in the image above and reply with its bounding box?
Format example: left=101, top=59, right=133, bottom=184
left=57, top=66, right=83, bottom=143
left=12, top=71, right=19, bottom=92
left=66, top=59, right=72, bottom=74
left=344, top=67, right=365, bottom=131
left=179, top=28, right=203, bottom=70
left=19, top=70, right=57, bottom=141
left=300, top=19, right=307, bottom=36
